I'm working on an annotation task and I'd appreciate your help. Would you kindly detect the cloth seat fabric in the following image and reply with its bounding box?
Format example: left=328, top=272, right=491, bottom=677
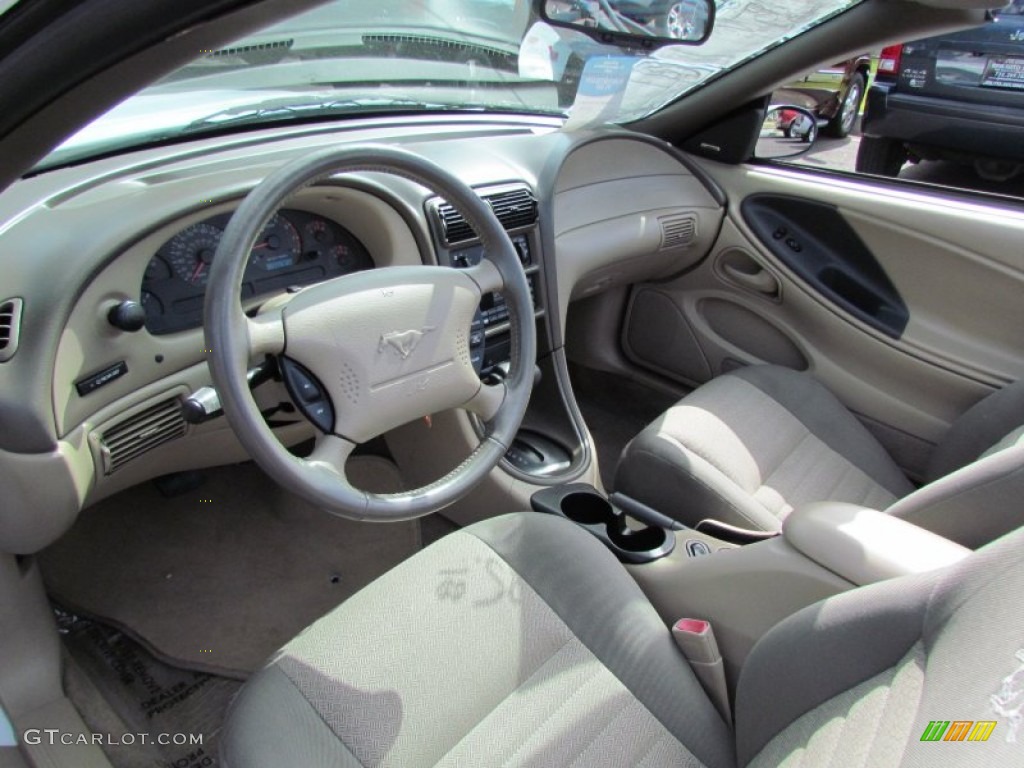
left=221, top=512, right=1024, bottom=768
left=614, top=365, right=1024, bottom=547
left=220, top=512, right=734, bottom=768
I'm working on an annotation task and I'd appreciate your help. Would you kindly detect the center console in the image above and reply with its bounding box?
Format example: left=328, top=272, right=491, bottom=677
left=429, top=183, right=586, bottom=482
left=530, top=486, right=971, bottom=691
left=446, top=232, right=538, bottom=377
left=531, top=483, right=681, bottom=563
left=430, top=185, right=543, bottom=376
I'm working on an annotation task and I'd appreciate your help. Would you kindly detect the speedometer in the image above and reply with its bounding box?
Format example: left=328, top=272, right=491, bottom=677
left=166, top=221, right=223, bottom=287
left=250, top=214, right=301, bottom=273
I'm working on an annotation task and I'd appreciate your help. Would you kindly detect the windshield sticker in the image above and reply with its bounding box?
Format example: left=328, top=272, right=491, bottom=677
left=564, top=56, right=640, bottom=129
left=519, top=22, right=565, bottom=82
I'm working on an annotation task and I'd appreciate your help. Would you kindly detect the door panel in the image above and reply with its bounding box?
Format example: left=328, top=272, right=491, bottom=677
left=622, top=163, right=1024, bottom=478
left=741, top=195, right=909, bottom=338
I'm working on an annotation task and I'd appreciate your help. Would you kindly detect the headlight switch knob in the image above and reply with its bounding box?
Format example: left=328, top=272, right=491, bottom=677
left=107, top=300, right=146, bottom=332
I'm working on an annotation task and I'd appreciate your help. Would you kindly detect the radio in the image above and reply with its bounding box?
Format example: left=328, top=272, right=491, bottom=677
left=450, top=233, right=538, bottom=375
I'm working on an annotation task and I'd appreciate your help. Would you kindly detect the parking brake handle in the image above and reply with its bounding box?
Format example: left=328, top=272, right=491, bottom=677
left=672, top=618, right=732, bottom=726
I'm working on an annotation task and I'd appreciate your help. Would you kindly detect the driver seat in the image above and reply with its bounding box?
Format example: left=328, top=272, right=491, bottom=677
left=221, top=513, right=1024, bottom=767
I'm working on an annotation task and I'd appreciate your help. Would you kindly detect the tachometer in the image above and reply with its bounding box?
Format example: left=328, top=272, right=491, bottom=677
left=304, top=217, right=331, bottom=246
left=301, top=215, right=373, bottom=273
left=250, top=214, right=301, bottom=272
left=166, top=221, right=223, bottom=286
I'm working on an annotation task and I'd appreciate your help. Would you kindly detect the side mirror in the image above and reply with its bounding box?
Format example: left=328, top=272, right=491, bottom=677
left=539, top=0, right=715, bottom=48
left=755, top=105, right=819, bottom=160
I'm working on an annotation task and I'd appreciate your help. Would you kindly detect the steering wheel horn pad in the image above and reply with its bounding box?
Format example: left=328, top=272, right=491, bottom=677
left=282, top=264, right=499, bottom=443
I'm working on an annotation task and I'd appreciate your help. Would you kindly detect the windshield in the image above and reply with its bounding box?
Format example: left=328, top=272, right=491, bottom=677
left=40, top=0, right=862, bottom=170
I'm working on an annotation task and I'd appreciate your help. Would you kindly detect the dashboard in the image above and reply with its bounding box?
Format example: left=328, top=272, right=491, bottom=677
left=0, top=117, right=725, bottom=553
left=143, top=208, right=373, bottom=334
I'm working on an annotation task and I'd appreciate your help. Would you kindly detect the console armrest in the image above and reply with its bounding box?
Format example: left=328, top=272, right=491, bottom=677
left=783, top=502, right=969, bottom=586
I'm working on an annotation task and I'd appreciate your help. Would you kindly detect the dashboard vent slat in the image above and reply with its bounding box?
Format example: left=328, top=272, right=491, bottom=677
left=0, top=298, right=23, bottom=362
left=439, top=205, right=475, bottom=245
left=209, top=39, right=294, bottom=58
left=362, top=34, right=515, bottom=71
left=659, top=214, right=697, bottom=249
left=98, top=397, right=185, bottom=474
left=436, top=187, right=538, bottom=245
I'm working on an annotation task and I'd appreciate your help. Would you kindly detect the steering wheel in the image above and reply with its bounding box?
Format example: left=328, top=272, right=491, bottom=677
left=204, top=145, right=536, bottom=521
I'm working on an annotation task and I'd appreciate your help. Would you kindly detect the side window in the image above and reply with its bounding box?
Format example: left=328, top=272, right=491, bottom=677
left=770, top=6, right=1024, bottom=198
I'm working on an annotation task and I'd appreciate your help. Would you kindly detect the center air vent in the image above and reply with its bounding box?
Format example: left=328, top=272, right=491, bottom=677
left=98, top=397, right=186, bottom=474
left=659, top=214, right=698, bottom=249
left=435, top=186, right=538, bottom=245
left=0, top=298, right=23, bottom=362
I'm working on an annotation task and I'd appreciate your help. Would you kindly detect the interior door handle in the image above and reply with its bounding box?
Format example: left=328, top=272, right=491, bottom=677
left=722, top=263, right=779, bottom=295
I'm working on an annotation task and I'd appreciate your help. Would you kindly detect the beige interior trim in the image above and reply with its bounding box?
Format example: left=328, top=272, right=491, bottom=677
left=552, top=138, right=723, bottom=332
left=52, top=185, right=420, bottom=437
left=386, top=408, right=602, bottom=525
left=727, top=164, right=1024, bottom=382
left=783, top=502, right=970, bottom=586
left=627, top=535, right=852, bottom=688
left=625, top=159, right=1024, bottom=452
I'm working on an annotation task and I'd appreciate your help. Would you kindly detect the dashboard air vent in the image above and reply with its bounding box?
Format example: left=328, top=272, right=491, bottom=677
left=0, top=298, right=23, bottom=362
left=436, top=187, right=538, bottom=245
left=659, top=214, right=697, bottom=249
left=362, top=34, right=515, bottom=71
left=438, top=204, right=475, bottom=245
left=98, top=397, right=186, bottom=474
left=209, top=39, right=294, bottom=58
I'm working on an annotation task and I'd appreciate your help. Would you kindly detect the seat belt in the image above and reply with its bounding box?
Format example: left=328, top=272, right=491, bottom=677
left=672, top=618, right=732, bottom=726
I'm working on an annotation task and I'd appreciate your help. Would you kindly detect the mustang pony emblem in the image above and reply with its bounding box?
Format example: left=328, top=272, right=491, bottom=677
left=378, top=326, right=435, bottom=359
left=991, top=647, right=1024, bottom=743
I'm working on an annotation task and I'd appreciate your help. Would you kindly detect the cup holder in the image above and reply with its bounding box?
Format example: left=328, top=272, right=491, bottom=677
left=531, top=483, right=675, bottom=564
left=561, top=492, right=617, bottom=526
left=607, top=522, right=669, bottom=553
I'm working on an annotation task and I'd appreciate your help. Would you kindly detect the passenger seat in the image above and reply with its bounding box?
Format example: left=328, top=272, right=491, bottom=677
left=614, top=365, right=1024, bottom=548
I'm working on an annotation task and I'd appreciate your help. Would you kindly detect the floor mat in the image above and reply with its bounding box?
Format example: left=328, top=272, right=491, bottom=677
left=569, top=364, right=681, bottom=489
left=41, top=458, right=420, bottom=678
left=59, top=606, right=239, bottom=768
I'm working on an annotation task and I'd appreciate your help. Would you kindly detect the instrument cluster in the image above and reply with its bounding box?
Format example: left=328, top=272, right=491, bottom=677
left=141, top=208, right=373, bottom=334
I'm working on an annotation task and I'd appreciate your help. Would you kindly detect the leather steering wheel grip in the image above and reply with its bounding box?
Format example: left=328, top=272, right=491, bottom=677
left=204, top=144, right=536, bottom=521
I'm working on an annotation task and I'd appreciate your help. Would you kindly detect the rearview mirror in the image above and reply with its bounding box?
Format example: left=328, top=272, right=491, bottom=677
left=539, top=0, right=715, bottom=48
left=755, top=105, right=819, bottom=160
